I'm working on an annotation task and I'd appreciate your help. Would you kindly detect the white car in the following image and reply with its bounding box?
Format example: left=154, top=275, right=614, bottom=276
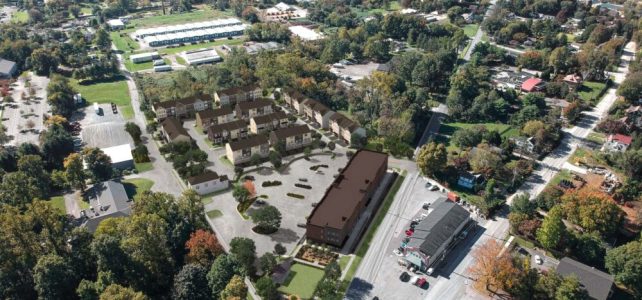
left=393, top=249, right=404, bottom=256
left=534, top=255, right=543, bottom=265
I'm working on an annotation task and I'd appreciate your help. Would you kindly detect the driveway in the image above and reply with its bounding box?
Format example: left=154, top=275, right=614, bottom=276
left=205, top=151, right=349, bottom=256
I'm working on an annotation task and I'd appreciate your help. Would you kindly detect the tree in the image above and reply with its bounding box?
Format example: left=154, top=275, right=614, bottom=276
left=125, top=122, right=143, bottom=144
left=1, top=171, right=45, bottom=207
left=64, top=153, right=86, bottom=191
left=536, top=205, right=566, bottom=250
left=172, top=264, right=210, bottom=300
left=469, top=144, right=503, bottom=177
left=618, top=72, right=642, bottom=103
left=364, top=34, right=391, bottom=62
left=207, top=254, right=240, bottom=300
left=220, top=275, right=247, bottom=300
left=42, top=123, right=75, bottom=169
left=132, top=145, right=150, bottom=163
left=185, top=229, right=224, bottom=267
left=47, top=75, right=76, bottom=117
left=94, top=29, right=112, bottom=52
left=416, top=142, right=447, bottom=176
left=31, top=48, right=59, bottom=76
left=252, top=205, right=282, bottom=233
left=556, top=276, right=590, bottom=300
left=467, top=239, right=520, bottom=294
left=99, top=284, right=149, bottom=300
left=18, top=154, right=51, bottom=196
left=561, top=190, right=624, bottom=237
left=606, top=240, right=642, bottom=297
left=258, top=252, right=277, bottom=275
left=83, top=148, right=113, bottom=181
left=229, top=237, right=256, bottom=276
left=511, top=193, right=535, bottom=216
left=304, top=146, right=312, bottom=158
left=232, top=184, right=250, bottom=203
left=250, top=153, right=262, bottom=167
left=255, top=276, right=279, bottom=300
left=33, top=254, right=78, bottom=300
left=268, top=151, right=282, bottom=169
left=274, top=243, right=286, bottom=255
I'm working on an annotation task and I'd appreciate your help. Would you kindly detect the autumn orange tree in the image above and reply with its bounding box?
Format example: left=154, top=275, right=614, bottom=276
left=185, top=229, right=224, bottom=267
left=467, top=239, right=521, bottom=295
left=561, top=189, right=624, bottom=237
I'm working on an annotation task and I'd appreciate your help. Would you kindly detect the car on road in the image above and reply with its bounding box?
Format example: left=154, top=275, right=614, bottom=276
left=399, top=272, right=411, bottom=282
left=534, top=255, right=543, bottom=265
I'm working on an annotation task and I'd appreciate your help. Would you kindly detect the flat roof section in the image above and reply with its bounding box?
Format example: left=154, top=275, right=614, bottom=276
left=101, top=144, right=133, bottom=164
left=308, top=149, right=388, bottom=230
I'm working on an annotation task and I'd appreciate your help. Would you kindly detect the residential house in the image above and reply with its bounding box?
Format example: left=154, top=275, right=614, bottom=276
left=457, top=172, right=485, bottom=191
left=195, top=107, right=235, bottom=132
left=225, top=135, right=270, bottom=165
left=302, top=99, right=335, bottom=129
left=563, top=74, right=583, bottom=90
left=556, top=257, right=614, bottom=300
left=269, top=125, right=312, bottom=151
left=207, top=120, right=248, bottom=144
left=234, top=99, right=274, bottom=120
left=306, top=150, right=388, bottom=247
left=329, top=113, right=366, bottom=145
left=187, top=171, right=229, bottom=195
left=0, top=58, right=17, bottom=78
left=249, top=111, right=290, bottom=134
left=521, top=77, right=546, bottom=93
left=513, top=136, right=536, bottom=154
left=602, top=134, right=632, bottom=152
left=161, top=117, right=192, bottom=143
left=152, top=95, right=213, bottom=120
left=214, top=84, right=262, bottom=106
left=82, top=181, right=132, bottom=232
left=622, top=106, right=642, bottom=129
left=282, top=88, right=308, bottom=114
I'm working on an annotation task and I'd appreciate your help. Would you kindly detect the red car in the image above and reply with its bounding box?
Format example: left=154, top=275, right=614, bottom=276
left=405, top=229, right=414, bottom=236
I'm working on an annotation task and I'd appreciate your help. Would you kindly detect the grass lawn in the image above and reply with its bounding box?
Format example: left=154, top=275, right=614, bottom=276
left=124, top=58, right=154, bottom=72
left=71, top=78, right=131, bottom=106
left=128, top=6, right=234, bottom=28
left=158, top=38, right=244, bottom=55
left=547, top=170, right=571, bottom=189
left=219, top=155, right=233, bottom=167
left=278, top=263, right=325, bottom=299
left=577, top=81, right=607, bottom=105
left=338, top=255, right=351, bottom=272
left=439, top=122, right=519, bottom=151
left=110, top=32, right=140, bottom=52
left=206, top=209, right=223, bottom=218
left=512, top=234, right=536, bottom=249
left=49, top=196, right=66, bottom=213
left=122, top=178, right=155, bottom=199
left=11, top=11, right=28, bottom=23
left=587, top=132, right=606, bottom=144
left=463, top=24, right=479, bottom=38
left=175, top=56, right=188, bottom=66
left=135, top=162, right=154, bottom=173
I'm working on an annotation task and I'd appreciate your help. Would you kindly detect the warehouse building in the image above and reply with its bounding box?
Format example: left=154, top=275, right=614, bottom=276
left=142, top=24, right=247, bottom=47
left=306, top=149, right=388, bottom=247
left=183, top=48, right=222, bottom=65
left=134, top=18, right=243, bottom=39
left=130, top=52, right=160, bottom=63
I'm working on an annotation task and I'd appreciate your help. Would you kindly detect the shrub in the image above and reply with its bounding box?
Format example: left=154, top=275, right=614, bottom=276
left=287, top=193, right=305, bottom=199
left=262, top=181, right=282, bottom=187
left=294, top=183, right=312, bottom=189
left=328, top=141, right=336, bottom=150
left=309, top=164, right=328, bottom=171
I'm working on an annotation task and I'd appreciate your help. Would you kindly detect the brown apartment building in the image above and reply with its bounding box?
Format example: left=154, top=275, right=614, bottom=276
left=306, top=149, right=388, bottom=247
left=214, top=84, right=262, bottom=106
left=152, top=94, right=213, bottom=120
left=195, top=107, right=236, bottom=132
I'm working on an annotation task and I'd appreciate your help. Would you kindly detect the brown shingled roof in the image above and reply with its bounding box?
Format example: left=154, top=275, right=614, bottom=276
left=251, top=111, right=288, bottom=125
left=188, top=170, right=228, bottom=185
left=236, top=99, right=273, bottom=111
left=283, top=87, right=307, bottom=101
left=197, top=107, right=234, bottom=120
left=303, top=99, right=330, bottom=114
left=161, top=117, right=190, bottom=140
left=329, top=113, right=360, bottom=132
left=207, top=120, right=247, bottom=135
left=308, top=150, right=388, bottom=229
left=227, top=135, right=269, bottom=151
left=217, top=84, right=260, bottom=97
left=271, top=125, right=310, bottom=139
left=153, top=94, right=212, bottom=110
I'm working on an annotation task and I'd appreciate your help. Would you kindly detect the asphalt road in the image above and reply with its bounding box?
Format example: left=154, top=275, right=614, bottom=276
left=462, top=0, right=497, bottom=61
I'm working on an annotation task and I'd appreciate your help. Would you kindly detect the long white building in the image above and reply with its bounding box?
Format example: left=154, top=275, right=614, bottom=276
left=134, top=18, right=243, bottom=38
left=142, top=24, right=247, bottom=47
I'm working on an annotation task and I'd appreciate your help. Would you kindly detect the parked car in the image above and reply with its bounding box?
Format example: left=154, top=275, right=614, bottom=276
left=429, top=185, right=439, bottom=191
left=399, top=272, right=411, bottom=282
left=255, top=199, right=266, bottom=205
left=534, top=255, right=543, bottom=265
left=393, top=249, right=403, bottom=256
left=422, top=202, right=431, bottom=210
left=425, top=182, right=433, bottom=189
left=410, top=276, right=428, bottom=288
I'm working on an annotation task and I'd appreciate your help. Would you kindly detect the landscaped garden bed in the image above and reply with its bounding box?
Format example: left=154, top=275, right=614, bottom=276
left=309, top=164, right=329, bottom=171
left=296, top=245, right=339, bottom=266
left=262, top=180, right=282, bottom=187
left=287, top=193, right=305, bottom=199
left=294, top=183, right=312, bottom=189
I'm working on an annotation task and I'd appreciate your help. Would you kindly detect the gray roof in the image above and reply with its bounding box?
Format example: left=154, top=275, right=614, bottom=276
left=0, top=58, right=16, bottom=75
left=556, top=257, right=614, bottom=300
left=407, top=197, right=470, bottom=257
left=83, top=181, right=131, bottom=232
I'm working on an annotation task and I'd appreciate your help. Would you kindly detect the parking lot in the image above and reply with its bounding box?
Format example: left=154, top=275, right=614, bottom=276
left=73, top=104, right=133, bottom=149
left=204, top=152, right=350, bottom=255
left=2, top=73, right=50, bottom=146
left=347, top=176, right=483, bottom=300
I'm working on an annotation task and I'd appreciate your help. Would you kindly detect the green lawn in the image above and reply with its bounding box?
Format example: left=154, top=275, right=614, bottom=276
left=71, top=77, right=133, bottom=119
left=158, top=38, right=244, bottom=55
left=49, top=196, right=66, bottom=213
left=110, top=32, right=140, bottom=52
left=128, top=6, right=234, bottom=28
left=439, top=122, right=519, bottom=151
left=206, top=209, right=222, bottom=218
left=577, top=81, right=607, bottom=105
left=463, top=24, right=479, bottom=38
left=122, top=178, right=155, bottom=199
left=587, top=132, right=606, bottom=144
left=11, top=11, right=28, bottom=23
left=277, top=263, right=325, bottom=299
left=175, top=56, right=188, bottom=66
left=338, top=255, right=351, bottom=272
left=135, top=162, right=154, bottom=173
left=548, top=170, right=571, bottom=189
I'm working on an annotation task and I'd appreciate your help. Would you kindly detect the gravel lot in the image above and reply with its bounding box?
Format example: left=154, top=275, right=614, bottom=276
left=3, top=73, right=50, bottom=146
left=73, top=104, right=133, bottom=149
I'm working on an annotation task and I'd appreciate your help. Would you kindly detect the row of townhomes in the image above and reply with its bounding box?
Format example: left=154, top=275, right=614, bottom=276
left=225, top=124, right=313, bottom=165
left=282, top=87, right=366, bottom=144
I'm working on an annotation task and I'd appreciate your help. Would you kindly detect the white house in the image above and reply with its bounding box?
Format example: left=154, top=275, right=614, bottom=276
left=187, top=171, right=229, bottom=195
left=107, top=19, right=125, bottom=30
left=602, top=134, right=632, bottom=152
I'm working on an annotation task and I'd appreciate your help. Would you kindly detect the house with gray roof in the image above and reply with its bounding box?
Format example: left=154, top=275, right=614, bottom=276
left=403, top=197, right=472, bottom=273
left=556, top=257, right=614, bottom=300
left=82, top=181, right=132, bottom=232
left=0, top=58, right=17, bottom=78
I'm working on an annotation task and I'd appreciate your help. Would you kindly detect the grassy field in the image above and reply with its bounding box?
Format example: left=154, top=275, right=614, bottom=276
left=128, top=6, right=234, bottom=28
left=548, top=170, right=572, bottom=189
left=206, top=209, right=222, bottom=218
left=135, top=162, right=154, bottom=173
left=338, top=255, right=351, bottom=272
left=110, top=32, right=140, bottom=52
left=49, top=196, right=66, bottom=213
left=123, top=178, right=155, bottom=199
left=277, top=263, right=325, bottom=299
left=158, top=38, right=244, bottom=55
left=354, top=2, right=401, bottom=18
left=71, top=77, right=133, bottom=119
left=11, top=10, right=28, bottom=23
left=577, top=81, right=607, bottom=105
left=463, top=24, right=479, bottom=38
